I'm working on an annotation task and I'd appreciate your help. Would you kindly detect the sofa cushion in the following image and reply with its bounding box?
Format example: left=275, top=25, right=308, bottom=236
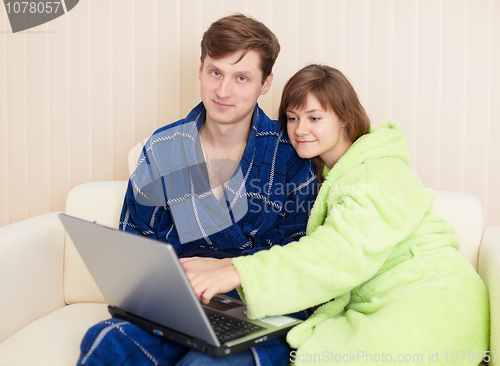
left=479, top=226, right=500, bottom=358
left=0, top=303, right=110, bottom=366
left=433, top=190, right=483, bottom=271
left=64, top=181, right=128, bottom=304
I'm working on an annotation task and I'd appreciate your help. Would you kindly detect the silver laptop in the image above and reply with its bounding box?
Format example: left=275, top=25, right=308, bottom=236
left=59, top=213, right=302, bottom=358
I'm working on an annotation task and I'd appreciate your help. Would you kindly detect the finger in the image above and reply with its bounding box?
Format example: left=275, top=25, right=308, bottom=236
left=186, top=272, right=200, bottom=293
left=187, top=273, right=210, bottom=300
left=201, top=288, right=216, bottom=305
left=189, top=280, right=204, bottom=301
left=181, top=258, right=200, bottom=273
left=179, top=257, right=196, bottom=264
left=186, top=271, right=201, bottom=287
left=188, top=273, right=214, bottom=303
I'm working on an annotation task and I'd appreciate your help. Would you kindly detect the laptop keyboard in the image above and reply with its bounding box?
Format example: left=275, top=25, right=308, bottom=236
left=206, top=312, right=264, bottom=343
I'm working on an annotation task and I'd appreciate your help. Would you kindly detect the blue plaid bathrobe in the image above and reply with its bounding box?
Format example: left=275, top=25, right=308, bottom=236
left=78, top=102, right=318, bottom=366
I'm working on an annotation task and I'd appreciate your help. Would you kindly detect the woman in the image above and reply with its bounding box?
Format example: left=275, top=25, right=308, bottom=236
left=187, top=64, right=489, bottom=364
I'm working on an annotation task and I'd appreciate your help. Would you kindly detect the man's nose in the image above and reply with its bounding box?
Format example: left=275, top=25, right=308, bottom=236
left=216, top=78, right=232, bottom=98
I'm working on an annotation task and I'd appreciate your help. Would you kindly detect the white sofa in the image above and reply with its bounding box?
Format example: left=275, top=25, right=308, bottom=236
left=0, top=182, right=499, bottom=365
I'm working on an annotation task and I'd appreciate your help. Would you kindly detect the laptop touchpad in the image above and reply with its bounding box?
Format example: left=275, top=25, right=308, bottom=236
left=206, top=297, right=244, bottom=311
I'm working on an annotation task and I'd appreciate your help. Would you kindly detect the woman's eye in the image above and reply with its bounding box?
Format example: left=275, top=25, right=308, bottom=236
left=311, top=117, right=321, bottom=122
left=287, top=116, right=297, bottom=122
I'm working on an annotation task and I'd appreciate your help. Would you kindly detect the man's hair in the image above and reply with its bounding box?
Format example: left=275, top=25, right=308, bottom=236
left=278, top=64, right=371, bottom=182
left=200, top=14, right=280, bottom=84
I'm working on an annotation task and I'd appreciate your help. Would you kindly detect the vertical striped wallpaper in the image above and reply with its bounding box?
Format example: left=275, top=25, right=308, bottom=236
left=0, top=0, right=499, bottom=227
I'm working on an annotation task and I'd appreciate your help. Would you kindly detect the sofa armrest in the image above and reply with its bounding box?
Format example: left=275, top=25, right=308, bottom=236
left=479, top=226, right=500, bottom=358
left=0, top=212, right=67, bottom=342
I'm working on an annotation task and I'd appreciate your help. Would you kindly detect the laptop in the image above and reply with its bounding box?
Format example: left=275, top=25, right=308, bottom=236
left=59, top=213, right=302, bottom=358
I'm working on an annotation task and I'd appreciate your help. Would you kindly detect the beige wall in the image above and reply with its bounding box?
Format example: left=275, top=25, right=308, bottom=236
left=1, top=0, right=499, bottom=227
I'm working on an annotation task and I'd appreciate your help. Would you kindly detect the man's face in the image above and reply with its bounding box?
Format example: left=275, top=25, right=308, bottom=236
left=199, top=49, right=273, bottom=128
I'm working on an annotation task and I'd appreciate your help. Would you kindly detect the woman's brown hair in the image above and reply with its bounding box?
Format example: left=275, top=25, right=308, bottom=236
left=200, top=14, right=280, bottom=84
left=278, top=64, right=371, bottom=182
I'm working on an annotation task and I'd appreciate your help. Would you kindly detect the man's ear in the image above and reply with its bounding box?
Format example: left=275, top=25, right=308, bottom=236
left=198, top=62, right=203, bottom=81
left=260, top=73, right=273, bottom=96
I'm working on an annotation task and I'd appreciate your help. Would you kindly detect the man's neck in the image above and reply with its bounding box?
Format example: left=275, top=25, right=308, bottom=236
left=199, top=117, right=251, bottom=154
left=199, top=116, right=252, bottom=199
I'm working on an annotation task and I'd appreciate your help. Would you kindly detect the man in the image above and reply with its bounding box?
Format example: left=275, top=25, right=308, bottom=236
left=78, top=14, right=317, bottom=366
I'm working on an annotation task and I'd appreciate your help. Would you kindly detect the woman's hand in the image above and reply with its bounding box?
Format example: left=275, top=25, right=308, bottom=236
left=180, top=257, right=232, bottom=273
left=187, top=265, right=242, bottom=304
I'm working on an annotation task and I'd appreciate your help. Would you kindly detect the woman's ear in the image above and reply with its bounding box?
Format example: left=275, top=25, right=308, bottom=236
left=341, top=120, right=351, bottom=141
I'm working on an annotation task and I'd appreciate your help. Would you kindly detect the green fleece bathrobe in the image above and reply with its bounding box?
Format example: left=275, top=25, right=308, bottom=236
left=232, top=122, right=489, bottom=365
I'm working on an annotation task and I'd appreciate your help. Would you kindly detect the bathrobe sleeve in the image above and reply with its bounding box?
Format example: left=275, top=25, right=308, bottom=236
left=232, top=157, right=435, bottom=319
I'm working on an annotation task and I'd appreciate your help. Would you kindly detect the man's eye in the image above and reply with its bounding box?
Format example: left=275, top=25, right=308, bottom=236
left=212, top=71, right=221, bottom=77
left=237, top=76, right=247, bottom=82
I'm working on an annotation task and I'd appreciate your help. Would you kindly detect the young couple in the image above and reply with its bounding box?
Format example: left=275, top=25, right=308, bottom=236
left=79, top=14, right=488, bottom=366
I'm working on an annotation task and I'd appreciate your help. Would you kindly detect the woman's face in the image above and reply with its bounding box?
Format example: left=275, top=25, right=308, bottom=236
left=286, top=93, right=352, bottom=169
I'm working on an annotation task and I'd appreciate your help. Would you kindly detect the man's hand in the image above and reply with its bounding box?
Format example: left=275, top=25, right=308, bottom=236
left=187, top=266, right=241, bottom=304
left=180, top=257, right=232, bottom=273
